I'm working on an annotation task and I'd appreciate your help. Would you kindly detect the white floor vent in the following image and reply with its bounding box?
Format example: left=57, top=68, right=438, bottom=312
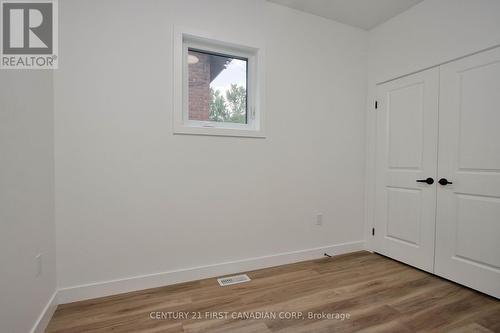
left=217, top=274, right=251, bottom=287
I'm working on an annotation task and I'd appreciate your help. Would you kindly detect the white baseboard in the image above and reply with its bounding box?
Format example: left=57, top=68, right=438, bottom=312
left=31, top=290, right=58, bottom=333
left=58, top=241, right=364, bottom=304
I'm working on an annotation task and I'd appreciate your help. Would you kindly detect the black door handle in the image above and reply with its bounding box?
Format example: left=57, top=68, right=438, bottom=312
left=416, top=177, right=434, bottom=185
left=438, top=178, right=453, bottom=186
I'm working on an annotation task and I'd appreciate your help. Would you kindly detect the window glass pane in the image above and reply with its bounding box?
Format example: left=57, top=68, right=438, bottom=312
left=188, top=49, right=247, bottom=124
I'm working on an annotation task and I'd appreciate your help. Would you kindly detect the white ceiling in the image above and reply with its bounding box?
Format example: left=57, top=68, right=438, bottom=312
left=268, top=0, right=424, bottom=30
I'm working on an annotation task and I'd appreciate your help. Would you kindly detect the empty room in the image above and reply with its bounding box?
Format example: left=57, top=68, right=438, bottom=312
left=1, top=0, right=500, bottom=332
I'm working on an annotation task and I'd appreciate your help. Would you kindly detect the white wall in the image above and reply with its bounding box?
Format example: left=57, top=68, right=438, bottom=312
left=364, top=0, right=500, bottom=247
left=0, top=71, right=56, bottom=332
left=370, top=0, right=500, bottom=83
left=54, top=0, right=367, bottom=298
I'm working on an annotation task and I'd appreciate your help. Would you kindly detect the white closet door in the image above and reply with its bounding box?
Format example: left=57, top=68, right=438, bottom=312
left=436, top=47, right=500, bottom=298
left=375, top=68, right=439, bottom=272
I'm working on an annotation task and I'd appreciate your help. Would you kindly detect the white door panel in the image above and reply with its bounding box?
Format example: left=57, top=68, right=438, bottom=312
left=375, top=68, right=439, bottom=273
left=436, top=46, right=500, bottom=298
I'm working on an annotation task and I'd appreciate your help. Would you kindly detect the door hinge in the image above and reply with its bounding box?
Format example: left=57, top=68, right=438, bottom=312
left=375, top=100, right=378, bottom=109
left=372, top=227, right=375, bottom=236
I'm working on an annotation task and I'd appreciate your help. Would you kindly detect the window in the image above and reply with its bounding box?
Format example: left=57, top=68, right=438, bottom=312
left=173, top=30, right=265, bottom=138
left=188, top=49, right=247, bottom=124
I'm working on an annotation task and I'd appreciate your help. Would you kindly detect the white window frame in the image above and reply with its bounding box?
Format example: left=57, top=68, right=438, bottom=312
left=173, top=28, right=266, bottom=138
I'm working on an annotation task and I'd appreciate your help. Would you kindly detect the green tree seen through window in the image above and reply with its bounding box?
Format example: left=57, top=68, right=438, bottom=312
left=209, top=84, right=247, bottom=124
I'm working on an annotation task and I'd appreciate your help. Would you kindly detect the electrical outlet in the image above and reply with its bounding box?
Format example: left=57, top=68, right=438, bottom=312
left=35, top=253, right=42, bottom=277
left=316, top=214, right=323, bottom=226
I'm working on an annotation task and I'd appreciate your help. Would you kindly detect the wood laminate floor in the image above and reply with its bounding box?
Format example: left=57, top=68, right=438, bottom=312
left=46, top=251, right=500, bottom=333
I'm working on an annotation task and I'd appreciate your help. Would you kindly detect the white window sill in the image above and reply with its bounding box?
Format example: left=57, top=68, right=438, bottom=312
left=173, top=125, right=266, bottom=138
